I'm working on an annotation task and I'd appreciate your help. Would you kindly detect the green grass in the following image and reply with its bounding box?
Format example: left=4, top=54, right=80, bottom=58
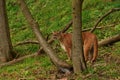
left=1, top=0, right=120, bottom=79
left=0, top=55, right=55, bottom=80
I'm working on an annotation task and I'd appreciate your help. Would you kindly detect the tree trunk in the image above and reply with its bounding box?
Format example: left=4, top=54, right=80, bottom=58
left=72, top=0, right=87, bottom=73
left=0, top=0, right=13, bottom=63
left=17, top=0, right=72, bottom=72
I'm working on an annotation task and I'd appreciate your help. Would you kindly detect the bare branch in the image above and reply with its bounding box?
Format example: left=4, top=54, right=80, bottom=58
left=90, top=8, right=120, bottom=32
left=83, top=24, right=116, bottom=32
left=61, top=20, right=73, bottom=33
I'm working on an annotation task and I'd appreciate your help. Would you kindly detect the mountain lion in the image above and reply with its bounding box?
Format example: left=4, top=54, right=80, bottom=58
left=52, top=31, right=98, bottom=63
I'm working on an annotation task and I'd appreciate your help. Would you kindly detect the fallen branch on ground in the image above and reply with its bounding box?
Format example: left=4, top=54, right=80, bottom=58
left=0, top=52, right=38, bottom=68
left=98, top=34, right=120, bottom=47
left=14, top=40, right=39, bottom=47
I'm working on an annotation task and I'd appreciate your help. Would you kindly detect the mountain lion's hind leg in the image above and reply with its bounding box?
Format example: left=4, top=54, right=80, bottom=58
left=84, top=45, right=90, bottom=62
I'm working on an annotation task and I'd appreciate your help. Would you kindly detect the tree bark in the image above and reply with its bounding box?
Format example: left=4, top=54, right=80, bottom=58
left=0, top=0, right=13, bottom=63
left=17, top=0, right=72, bottom=72
left=72, top=0, right=87, bottom=73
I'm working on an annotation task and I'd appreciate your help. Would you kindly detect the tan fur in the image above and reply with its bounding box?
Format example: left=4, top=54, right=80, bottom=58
left=52, top=31, right=98, bottom=63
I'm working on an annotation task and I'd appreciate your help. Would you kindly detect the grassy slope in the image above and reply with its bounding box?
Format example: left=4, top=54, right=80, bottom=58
left=0, top=0, right=120, bottom=79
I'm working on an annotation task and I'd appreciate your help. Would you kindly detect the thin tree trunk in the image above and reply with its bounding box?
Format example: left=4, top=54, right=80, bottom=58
left=17, top=0, right=72, bottom=72
left=0, top=0, right=13, bottom=63
left=72, top=0, right=87, bottom=73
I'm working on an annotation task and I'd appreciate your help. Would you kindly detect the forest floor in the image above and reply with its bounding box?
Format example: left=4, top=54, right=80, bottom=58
left=0, top=42, right=120, bottom=80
